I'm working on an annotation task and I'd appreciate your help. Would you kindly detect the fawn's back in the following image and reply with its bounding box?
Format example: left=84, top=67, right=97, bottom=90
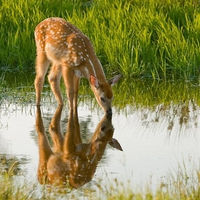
left=35, top=17, right=95, bottom=68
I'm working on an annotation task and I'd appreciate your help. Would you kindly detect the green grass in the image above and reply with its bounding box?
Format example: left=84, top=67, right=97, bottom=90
left=1, top=0, right=200, bottom=80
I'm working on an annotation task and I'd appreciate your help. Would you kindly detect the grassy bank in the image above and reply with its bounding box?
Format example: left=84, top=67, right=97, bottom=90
left=0, top=161, right=200, bottom=200
left=1, top=0, right=200, bottom=80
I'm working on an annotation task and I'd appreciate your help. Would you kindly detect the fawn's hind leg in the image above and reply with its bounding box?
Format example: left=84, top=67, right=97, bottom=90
left=34, top=51, right=50, bottom=105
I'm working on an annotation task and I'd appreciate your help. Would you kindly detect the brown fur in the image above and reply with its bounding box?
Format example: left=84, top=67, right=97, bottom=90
left=34, top=17, right=121, bottom=113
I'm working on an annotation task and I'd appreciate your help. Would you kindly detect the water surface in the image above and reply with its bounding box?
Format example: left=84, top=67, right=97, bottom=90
left=0, top=77, right=200, bottom=196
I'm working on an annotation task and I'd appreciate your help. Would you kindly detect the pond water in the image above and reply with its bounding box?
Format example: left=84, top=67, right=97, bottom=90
left=0, top=76, right=200, bottom=197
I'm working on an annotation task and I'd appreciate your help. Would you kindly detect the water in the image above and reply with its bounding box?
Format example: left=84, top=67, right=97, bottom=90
left=0, top=99, right=200, bottom=192
left=0, top=78, right=200, bottom=197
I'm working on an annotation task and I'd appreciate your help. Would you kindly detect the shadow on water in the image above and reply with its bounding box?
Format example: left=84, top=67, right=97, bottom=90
left=35, top=105, right=122, bottom=189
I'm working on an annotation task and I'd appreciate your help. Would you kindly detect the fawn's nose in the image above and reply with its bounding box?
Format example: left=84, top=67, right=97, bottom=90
left=106, top=108, right=112, bottom=115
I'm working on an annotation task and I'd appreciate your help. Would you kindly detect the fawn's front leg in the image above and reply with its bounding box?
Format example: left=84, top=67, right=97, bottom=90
left=62, top=66, right=80, bottom=111
left=48, top=64, right=63, bottom=105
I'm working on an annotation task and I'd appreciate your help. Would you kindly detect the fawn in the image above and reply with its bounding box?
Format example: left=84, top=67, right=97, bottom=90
left=34, top=17, right=121, bottom=114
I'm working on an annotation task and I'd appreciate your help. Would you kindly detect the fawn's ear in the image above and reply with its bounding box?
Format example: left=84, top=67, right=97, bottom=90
left=90, top=74, right=99, bottom=88
left=108, top=138, right=123, bottom=151
left=108, top=74, right=122, bottom=87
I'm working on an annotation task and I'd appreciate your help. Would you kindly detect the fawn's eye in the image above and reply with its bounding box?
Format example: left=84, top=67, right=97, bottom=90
left=101, top=125, right=106, bottom=132
left=100, top=97, right=106, bottom=102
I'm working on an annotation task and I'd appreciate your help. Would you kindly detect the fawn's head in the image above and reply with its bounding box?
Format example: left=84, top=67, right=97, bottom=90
left=89, top=114, right=123, bottom=158
left=90, top=74, right=122, bottom=114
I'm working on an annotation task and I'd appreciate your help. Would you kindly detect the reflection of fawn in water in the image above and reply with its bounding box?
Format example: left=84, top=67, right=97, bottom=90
left=35, top=106, right=122, bottom=188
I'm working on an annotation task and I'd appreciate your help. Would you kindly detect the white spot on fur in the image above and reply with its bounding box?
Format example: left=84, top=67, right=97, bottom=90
left=89, top=59, right=96, bottom=76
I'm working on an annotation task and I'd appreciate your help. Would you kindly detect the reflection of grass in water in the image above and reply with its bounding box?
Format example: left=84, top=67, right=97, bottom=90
left=148, top=103, right=196, bottom=133
left=1, top=73, right=200, bottom=136
left=0, top=161, right=200, bottom=199
left=1, top=73, right=200, bottom=109
left=113, top=78, right=200, bottom=109
left=0, top=71, right=35, bottom=105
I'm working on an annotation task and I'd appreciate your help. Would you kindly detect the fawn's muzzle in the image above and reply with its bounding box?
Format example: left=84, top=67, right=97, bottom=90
left=106, top=108, right=112, bottom=116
